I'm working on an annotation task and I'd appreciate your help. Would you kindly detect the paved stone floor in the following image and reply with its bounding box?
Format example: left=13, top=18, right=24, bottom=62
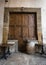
left=0, top=52, right=46, bottom=65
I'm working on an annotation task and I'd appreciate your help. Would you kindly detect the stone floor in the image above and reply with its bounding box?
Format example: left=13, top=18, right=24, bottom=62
left=0, top=52, right=46, bottom=65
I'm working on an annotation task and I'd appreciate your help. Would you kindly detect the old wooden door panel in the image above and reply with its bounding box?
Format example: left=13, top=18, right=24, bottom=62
left=15, top=14, right=23, bottom=48
left=23, top=27, right=28, bottom=38
left=8, top=13, right=16, bottom=39
left=29, top=27, right=35, bottom=38
left=15, top=27, right=22, bottom=39
left=9, top=14, right=16, bottom=25
left=22, top=14, right=29, bottom=39
left=22, top=14, right=28, bottom=26
left=28, top=14, right=35, bottom=39
left=29, top=14, right=35, bottom=27
left=15, top=26, right=23, bottom=48
left=8, top=26, right=15, bottom=39
left=15, top=14, right=22, bottom=25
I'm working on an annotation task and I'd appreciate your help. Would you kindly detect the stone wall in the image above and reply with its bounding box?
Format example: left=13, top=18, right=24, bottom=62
left=3, top=8, right=42, bottom=44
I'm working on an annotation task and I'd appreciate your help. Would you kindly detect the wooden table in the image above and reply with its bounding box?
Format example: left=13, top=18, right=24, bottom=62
left=0, top=44, right=14, bottom=59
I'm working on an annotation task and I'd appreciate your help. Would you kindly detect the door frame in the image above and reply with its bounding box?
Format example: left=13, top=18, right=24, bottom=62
left=3, top=7, right=42, bottom=43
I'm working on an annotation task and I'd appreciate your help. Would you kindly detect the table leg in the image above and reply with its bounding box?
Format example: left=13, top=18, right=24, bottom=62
left=7, top=47, right=11, bottom=55
left=1, top=47, right=7, bottom=59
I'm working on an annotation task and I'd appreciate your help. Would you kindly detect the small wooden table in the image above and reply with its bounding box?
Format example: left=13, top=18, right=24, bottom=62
left=0, top=44, right=14, bottom=59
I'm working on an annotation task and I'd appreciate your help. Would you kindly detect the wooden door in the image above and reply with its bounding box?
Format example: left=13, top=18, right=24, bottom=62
left=8, top=12, right=37, bottom=51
